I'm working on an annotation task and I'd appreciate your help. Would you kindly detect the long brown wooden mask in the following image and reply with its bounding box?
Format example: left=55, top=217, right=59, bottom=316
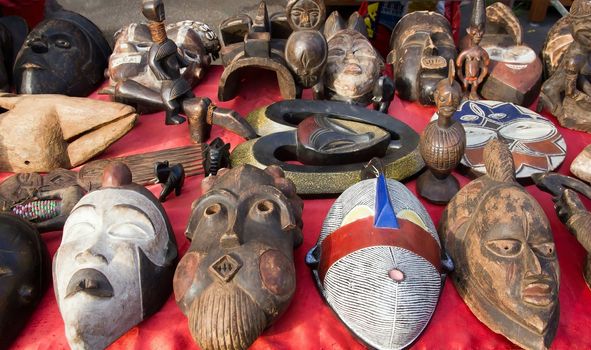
left=174, top=165, right=303, bottom=350
left=439, top=139, right=560, bottom=350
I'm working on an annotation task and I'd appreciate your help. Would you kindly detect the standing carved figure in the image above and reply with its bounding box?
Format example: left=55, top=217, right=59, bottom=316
left=142, top=0, right=194, bottom=125
left=456, top=0, right=490, bottom=100
left=539, top=0, right=591, bottom=133
left=417, top=60, right=465, bottom=204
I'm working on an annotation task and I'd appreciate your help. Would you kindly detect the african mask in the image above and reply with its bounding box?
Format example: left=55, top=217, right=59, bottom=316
left=285, top=30, right=327, bottom=89
left=174, top=165, right=303, bottom=350
left=107, top=20, right=219, bottom=95
left=387, top=11, right=456, bottom=105
left=14, top=10, right=110, bottom=97
left=439, top=139, right=559, bottom=350
left=0, top=169, right=86, bottom=233
left=325, top=28, right=383, bottom=104
left=307, top=163, right=445, bottom=350
left=54, top=163, right=178, bottom=350
left=286, top=0, right=326, bottom=31
left=0, top=93, right=137, bottom=173
left=0, top=213, right=47, bottom=349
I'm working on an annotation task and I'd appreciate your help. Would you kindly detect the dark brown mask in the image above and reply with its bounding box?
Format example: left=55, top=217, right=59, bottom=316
left=174, top=165, right=303, bottom=350
left=439, top=139, right=559, bottom=350
left=0, top=213, right=47, bottom=349
left=387, top=11, right=456, bottom=105
left=14, top=10, right=110, bottom=97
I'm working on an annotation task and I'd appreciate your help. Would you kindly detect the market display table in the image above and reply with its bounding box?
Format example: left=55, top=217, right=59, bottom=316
left=3, top=66, right=591, bottom=349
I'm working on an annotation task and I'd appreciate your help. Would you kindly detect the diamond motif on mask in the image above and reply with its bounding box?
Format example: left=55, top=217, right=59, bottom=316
left=209, top=254, right=241, bottom=282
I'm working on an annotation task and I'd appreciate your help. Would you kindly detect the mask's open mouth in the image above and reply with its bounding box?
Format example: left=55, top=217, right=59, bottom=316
left=66, top=268, right=114, bottom=298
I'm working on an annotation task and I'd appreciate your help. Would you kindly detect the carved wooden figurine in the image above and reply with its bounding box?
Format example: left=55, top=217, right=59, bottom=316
left=54, top=162, right=178, bottom=350
left=539, top=0, right=591, bottom=133
left=0, top=94, right=137, bottom=173
left=0, top=213, right=47, bottom=349
left=174, top=165, right=303, bottom=350
left=456, top=0, right=490, bottom=100
left=571, top=144, right=591, bottom=183
left=534, top=172, right=591, bottom=289
left=418, top=61, right=465, bottom=204
left=14, top=10, right=110, bottom=96
left=439, top=139, right=559, bottom=350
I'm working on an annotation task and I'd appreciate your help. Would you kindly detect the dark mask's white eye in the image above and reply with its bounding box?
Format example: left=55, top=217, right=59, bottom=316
left=55, top=39, right=71, bottom=49
left=486, top=239, right=523, bottom=257
left=108, top=223, right=153, bottom=241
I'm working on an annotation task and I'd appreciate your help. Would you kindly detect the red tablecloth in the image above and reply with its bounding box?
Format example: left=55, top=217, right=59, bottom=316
left=3, top=65, right=591, bottom=350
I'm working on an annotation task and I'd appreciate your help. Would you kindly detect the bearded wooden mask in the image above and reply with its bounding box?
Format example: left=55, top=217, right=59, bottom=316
left=53, top=163, right=177, bottom=350
left=0, top=213, right=47, bottom=349
left=174, top=165, right=303, bottom=350
left=439, top=139, right=559, bottom=350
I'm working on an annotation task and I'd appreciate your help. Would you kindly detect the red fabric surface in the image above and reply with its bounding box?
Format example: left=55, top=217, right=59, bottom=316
left=3, top=65, right=591, bottom=350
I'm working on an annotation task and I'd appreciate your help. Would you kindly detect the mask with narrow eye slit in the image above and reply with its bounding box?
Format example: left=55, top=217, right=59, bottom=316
left=54, top=164, right=177, bottom=350
left=439, top=139, right=559, bottom=350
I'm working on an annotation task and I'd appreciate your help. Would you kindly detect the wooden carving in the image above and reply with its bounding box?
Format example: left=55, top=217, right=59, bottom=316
left=0, top=213, right=47, bottom=349
left=0, top=169, right=86, bottom=233
left=174, top=165, right=303, bottom=350
left=571, top=144, right=591, bottom=183
left=534, top=172, right=591, bottom=289
left=0, top=94, right=137, bottom=172
left=539, top=0, right=591, bottom=133
left=54, top=162, right=178, bottom=349
left=456, top=0, right=490, bottom=100
left=439, top=139, right=559, bottom=350
left=417, top=61, right=465, bottom=204
left=387, top=11, right=456, bottom=105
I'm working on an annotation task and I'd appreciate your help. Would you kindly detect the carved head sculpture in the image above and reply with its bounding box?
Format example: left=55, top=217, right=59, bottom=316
left=325, top=26, right=383, bottom=103
left=13, top=10, right=110, bottom=97
left=108, top=21, right=219, bottom=91
left=387, top=11, right=456, bottom=104
left=174, top=165, right=303, bottom=350
left=434, top=60, right=462, bottom=118
left=468, top=0, right=486, bottom=45
left=286, top=0, right=326, bottom=31
left=306, top=169, right=443, bottom=349
left=285, top=30, right=327, bottom=88
left=54, top=162, right=177, bottom=349
left=570, top=0, right=591, bottom=48
left=439, top=139, right=559, bottom=349
left=0, top=213, right=46, bottom=349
